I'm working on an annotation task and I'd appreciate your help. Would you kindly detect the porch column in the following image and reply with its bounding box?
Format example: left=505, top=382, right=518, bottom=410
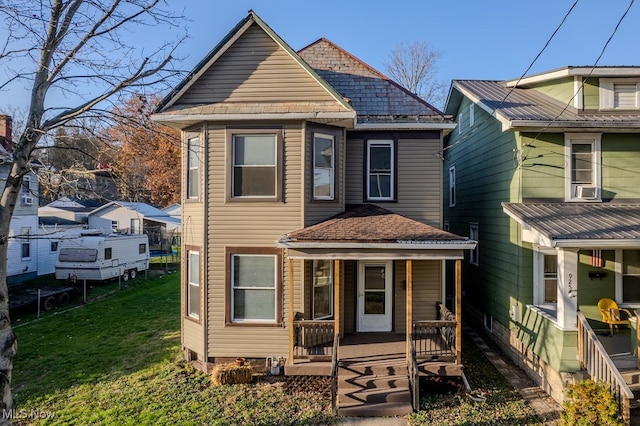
left=406, top=259, right=413, bottom=359
left=288, top=258, right=294, bottom=363
left=455, top=259, right=462, bottom=364
left=334, top=260, right=341, bottom=336
left=557, top=248, right=579, bottom=329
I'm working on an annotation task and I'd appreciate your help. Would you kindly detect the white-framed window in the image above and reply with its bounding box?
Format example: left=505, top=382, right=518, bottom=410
left=533, top=249, right=559, bottom=305
left=600, top=78, right=640, bottom=109
left=366, top=140, right=394, bottom=201
left=622, top=250, right=640, bottom=303
left=457, top=113, right=463, bottom=134
left=232, top=133, right=279, bottom=198
left=313, top=133, right=335, bottom=200
left=187, top=137, right=200, bottom=199
left=21, top=227, right=30, bottom=259
left=469, top=223, right=478, bottom=265
left=313, top=259, right=333, bottom=319
left=187, top=250, right=200, bottom=319
left=449, top=166, right=456, bottom=207
left=564, top=133, right=601, bottom=202
left=231, top=253, right=278, bottom=322
left=469, top=104, right=475, bottom=127
left=111, top=220, right=118, bottom=232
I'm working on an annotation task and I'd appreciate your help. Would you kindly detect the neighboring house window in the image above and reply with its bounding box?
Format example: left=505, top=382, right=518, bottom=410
left=564, top=133, right=601, bottom=201
left=187, top=137, right=200, bottom=199
left=443, top=220, right=450, bottom=232
left=227, top=248, right=281, bottom=324
left=231, top=130, right=281, bottom=199
left=600, top=79, right=640, bottom=109
left=105, top=247, right=112, bottom=260
left=313, top=259, right=333, bottom=319
left=623, top=250, right=640, bottom=303
left=449, top=166, right=456, bottom=207
left=457, top=114, right=463, bottom=134
left=187, top=250, right=200, bottom=320
left=111, top=220, right=118, bottom=232
left=469, top=104, right=475, bottom=127
left=366, top=140, right=395, bottom=201
left=22, top=176, right=30, bottom=194
left=469, top=223, right=478, bottom=265
left=313, top=133, right=335, bottom=200
left=139, top=243, right=147, bottom=254
left=131, top=218, right=140, bottom=234
left=50, top=241, right=58, bottom=252
left=21, top=227, right=30, bottom=259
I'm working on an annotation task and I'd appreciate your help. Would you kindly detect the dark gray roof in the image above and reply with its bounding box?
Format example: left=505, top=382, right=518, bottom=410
left=502, top=202, right=640, bottom=241
left=453, top=80, right=640, bottom=128
left=298, top=39, right=446, bottom=122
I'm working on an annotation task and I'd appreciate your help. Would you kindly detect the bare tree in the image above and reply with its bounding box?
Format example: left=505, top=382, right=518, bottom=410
left=0, top=0, right=185, bottom=418
left=384, top=41, right=446, bottom=110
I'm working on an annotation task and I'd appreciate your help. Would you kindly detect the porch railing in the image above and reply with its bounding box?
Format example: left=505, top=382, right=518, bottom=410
left=577, top=311, right=633, bottom=424
left=330, top=333, right=340, bottom=414
left=408, top=336, right=420, bottom=411
left=411, top=304, right=457, bottom=361
left=292, top=320, right=335, bottom=361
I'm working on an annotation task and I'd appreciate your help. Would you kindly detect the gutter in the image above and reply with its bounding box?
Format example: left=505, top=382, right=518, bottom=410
left=275, top=240, right=477, bottom=250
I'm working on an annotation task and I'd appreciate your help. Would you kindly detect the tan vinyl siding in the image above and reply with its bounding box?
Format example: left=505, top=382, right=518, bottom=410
left=206, top=122, right=304, bottom=358
left=394, top=260, right=441, bottom=333
left=304, top=124, right=345, bottom=226
left=180, top=24, right=336, bottom=105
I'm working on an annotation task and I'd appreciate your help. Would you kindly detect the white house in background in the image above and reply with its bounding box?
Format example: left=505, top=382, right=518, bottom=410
left=87, top=201, right=181, bottom=249
left=38, top=196, right=93, bottom=224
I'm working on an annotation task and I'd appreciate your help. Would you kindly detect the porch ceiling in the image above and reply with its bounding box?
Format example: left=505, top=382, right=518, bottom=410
left=277, top=204, right=475, bottom=258
left=503, top=202, right=640, bottom=248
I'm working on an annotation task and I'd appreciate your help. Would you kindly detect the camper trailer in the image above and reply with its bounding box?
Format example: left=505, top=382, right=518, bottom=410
left=55, top=231, right=150, bottom=282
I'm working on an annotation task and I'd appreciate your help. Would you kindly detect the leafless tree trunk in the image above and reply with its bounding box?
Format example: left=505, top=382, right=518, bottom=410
left=384, top=41, right=447, bottom=110
left=0, top=1, right=184, bottom=420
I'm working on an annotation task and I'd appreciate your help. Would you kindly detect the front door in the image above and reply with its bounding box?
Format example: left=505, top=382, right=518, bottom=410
left=357, top=260, right=392, bottom=332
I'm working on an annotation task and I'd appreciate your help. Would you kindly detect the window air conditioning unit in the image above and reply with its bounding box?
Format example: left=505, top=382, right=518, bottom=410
left=576, top=185, right=597, bottom=200
left=21, top=195, right=33, bottom=205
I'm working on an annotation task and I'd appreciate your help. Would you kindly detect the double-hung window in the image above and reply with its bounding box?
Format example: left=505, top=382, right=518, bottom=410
left=469, top=223, right=478, bottom=265
left=21, top=227, right=30, bottom=259
left=187, top=250, right=200, bottom=320
left=313, top=133, right=335, bottom=200
left=313, top=259, right=333, bottom=319
left=533, top=250, right=558, bottom=305
left=449, top=166, right=456, bottom=207
left=366, top=140, right=394, bottom=201
left=564, top=134, right=601, bottom=201
left=231, top=131, right=281, bottom=199
left=229, top=249, right=280, bottom=323
left=187, top=137, right=200, bottom=199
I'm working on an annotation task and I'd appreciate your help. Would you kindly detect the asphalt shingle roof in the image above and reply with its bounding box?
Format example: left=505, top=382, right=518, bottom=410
left=281, top=204, right=468, bottom=244
left=502, top=202, right=640, bottom=241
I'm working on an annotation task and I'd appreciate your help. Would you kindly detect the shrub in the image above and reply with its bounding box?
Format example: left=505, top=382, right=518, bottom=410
left=560, top=379, right=622, bottom=426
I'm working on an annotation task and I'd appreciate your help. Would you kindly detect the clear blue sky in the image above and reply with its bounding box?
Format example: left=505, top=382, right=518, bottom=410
left=2, top=0, right=640, bottom=114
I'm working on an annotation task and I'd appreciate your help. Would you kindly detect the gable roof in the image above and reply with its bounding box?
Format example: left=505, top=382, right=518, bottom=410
left=503, top=202, right=640, bottom=248
left=88, top=201, right=170, bottom=218
left=153, top=11, right=354, bottom=127
left=298, top=38, right=453, bottom=130
left=446, top=77, right=640, bottom=132
left=277, top=204, right=474, bottom=250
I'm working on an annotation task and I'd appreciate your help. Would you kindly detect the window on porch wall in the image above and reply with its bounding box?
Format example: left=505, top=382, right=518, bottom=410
left=533, top=250, right=558, bottom=307
left=312, top=259, right=333, bottom=319
left=623, top=250, right=640, bottom=303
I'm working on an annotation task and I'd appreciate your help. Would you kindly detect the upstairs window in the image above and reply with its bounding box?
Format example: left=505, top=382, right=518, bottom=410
left=230, top=130, right=281, bottom=200
left=469, top=104, right=475, bottom=127
left=366, top=140, right=395, bottom=201
left=564, top=133, right=601, bottom=201
left=187, top=137, right=200, bottom=199
left=469, top=223, right=479, bottom=265
left=449, top=166, right=456, bottom=207
left=313, top=133, right=335, bottom=200
left=600, top=79, right=640, bottom=109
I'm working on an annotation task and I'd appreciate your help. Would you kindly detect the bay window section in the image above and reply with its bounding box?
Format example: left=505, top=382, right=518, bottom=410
left=313, top=133, right=335, bottom=200
left=187, top=137, right=200, bottom=199
left=187, top=250, right=200, bottom=320
left=312, top=259, right=333, bottom=319
left=231, top=252, right=279, bottom=323
left=231, top=131, right=281, bottom=199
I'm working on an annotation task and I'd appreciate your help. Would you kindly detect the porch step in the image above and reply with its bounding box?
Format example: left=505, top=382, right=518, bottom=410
left=621, top=369, right=640, bottom=391
left=337, top=359, right=412, bottom=417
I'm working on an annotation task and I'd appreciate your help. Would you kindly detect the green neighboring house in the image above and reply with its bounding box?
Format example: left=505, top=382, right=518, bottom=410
left=443, top=66, right=640, bottom=403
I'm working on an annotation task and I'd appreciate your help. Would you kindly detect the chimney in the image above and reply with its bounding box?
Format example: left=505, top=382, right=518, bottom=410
left=0, top=115, right=12, bottom=153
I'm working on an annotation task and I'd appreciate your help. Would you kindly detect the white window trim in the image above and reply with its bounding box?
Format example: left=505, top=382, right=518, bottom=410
left=533, top=248, right=559, bottom=305
left=449, top=165, right=456, bottom=207
left=469, top=104, right=475, bottom=127
left=457, top=113, right=463, bottom=134
left=313, top=133, right=335, bottom=201
left=231, top=133, right=278, bottom=199
left=187, top=250, right=200, bottom=320
left=564, top=133, right=601, bottom=202
left=469, top=223, right=478, bottom=266
left=312, top=259, right=334, bottom=320
left=600, top=78, right=640, bottom=110
left=366, top=140, right=394, bottom=201
left=20, top=227, right=31, bottom=260
left=187, top=137, right=200, bottom=200
left=231, top=254, right=278, bottom=323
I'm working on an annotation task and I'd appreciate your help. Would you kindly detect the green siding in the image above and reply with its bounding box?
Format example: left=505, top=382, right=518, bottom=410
left=583, top=77, right=600, bottom=109
left=602, top=134, right=640, bottom=200
left=527, top=77, right=575, bottom=105
left=520, top=133, right=564, bottom=199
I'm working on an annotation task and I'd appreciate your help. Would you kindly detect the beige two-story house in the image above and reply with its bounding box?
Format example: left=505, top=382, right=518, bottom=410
left=153, top=11, right=475, bottom=416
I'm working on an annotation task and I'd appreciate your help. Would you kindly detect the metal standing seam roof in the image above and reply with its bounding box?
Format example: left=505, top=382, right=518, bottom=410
left=453, top=80, right=640, bottom=126
left=279, top=204, right=470, bottom=244
left=502, top=202, right=640, bottom=241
